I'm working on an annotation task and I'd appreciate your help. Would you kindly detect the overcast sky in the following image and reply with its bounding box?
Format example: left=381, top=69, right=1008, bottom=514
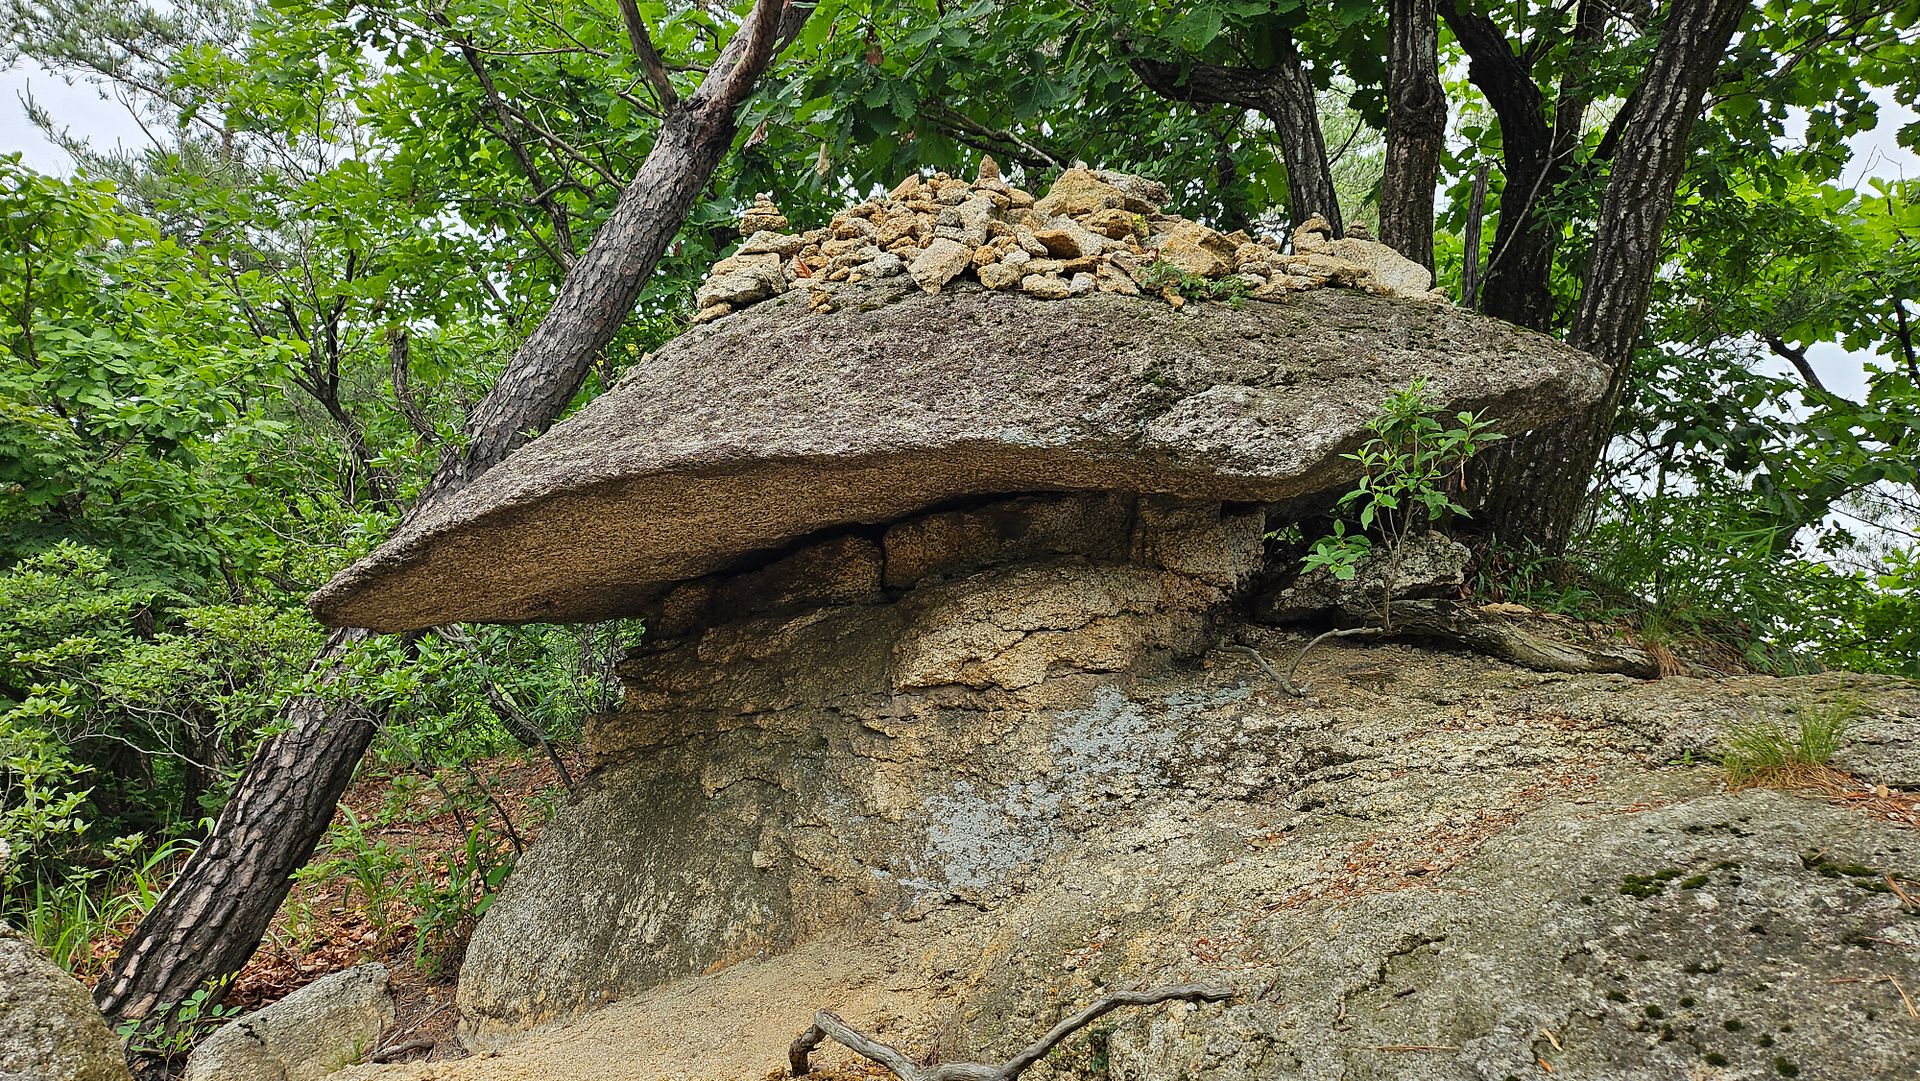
left=4, top=51, right=1916, bottom=401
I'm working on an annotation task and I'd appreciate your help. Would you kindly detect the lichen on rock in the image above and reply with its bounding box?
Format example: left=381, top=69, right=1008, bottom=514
left=0, top=924, right=131, bottom=1081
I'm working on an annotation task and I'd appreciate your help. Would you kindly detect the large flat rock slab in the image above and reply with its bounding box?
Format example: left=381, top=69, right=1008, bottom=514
left=311, top=282, right=1602, bottom=630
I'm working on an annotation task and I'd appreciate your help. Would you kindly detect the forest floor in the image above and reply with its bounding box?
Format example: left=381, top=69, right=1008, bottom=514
left=86, top=748, right=586, bottom=1078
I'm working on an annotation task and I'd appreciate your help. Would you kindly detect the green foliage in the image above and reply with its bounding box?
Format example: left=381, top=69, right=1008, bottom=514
left=1720, top=701, right=1857, bottom=786
left=1585, top=168, right=1920, bottom=674
left=1306, top=381, right=1502, bottom=627
left=308, top=808, right=408, bottom=935
left=0, top=155, right=294, bottom=590
left=1299, top=519, right=1371, bottom=582
left=1136, top=259, right=1248, bottom=306
left=18, top=834, right=197, bottom=979
left=301, top=801, right=517, bottom=978
left=0, top=543, right=319, bottom=904
left=117, top=983, right=241, bottom=1060
left=404, top=819, right=514, bottom=978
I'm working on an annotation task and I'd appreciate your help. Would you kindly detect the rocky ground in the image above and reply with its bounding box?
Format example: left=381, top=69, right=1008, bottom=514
left=339, top=629, right=1919, bottom=1081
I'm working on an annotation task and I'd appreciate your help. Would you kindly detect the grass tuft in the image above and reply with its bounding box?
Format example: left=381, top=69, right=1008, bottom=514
left=1720, top=700, right=1856, bottom=789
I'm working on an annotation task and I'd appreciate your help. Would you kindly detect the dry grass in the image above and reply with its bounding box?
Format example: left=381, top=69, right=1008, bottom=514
left=1717, top=699, right=1920, bottom=831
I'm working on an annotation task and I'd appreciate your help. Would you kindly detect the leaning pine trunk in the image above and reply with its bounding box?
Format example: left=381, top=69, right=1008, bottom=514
left=93, top=0, right=815, bottom=1026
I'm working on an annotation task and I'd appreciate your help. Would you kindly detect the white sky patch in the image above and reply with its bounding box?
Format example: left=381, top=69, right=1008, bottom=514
left=1767, top=91, right=1920, bottom=401
left=0, top=56, right=151, bottom=171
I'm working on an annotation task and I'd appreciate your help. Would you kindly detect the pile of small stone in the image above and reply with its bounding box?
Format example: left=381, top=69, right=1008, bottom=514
left=692, top=160, right=1443, bottom=324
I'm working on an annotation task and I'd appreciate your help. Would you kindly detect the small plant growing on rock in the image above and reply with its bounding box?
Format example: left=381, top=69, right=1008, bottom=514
left=1307, top=380, right=1502, bottom=631
left=1138, top=259, right=1247, bottom=307
left=1267, top=383, right=1501, bottom=694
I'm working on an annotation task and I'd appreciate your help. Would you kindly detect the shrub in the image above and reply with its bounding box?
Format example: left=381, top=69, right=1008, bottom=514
left=1304, top=379, right=1502, bottom=629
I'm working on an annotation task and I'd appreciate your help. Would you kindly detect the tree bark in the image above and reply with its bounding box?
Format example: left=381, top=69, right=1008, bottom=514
left=1130, top=33, right=1343, bottom=233
left=1435, top=0, right=1559, bottom=330
left=1460, top=162, right=1490, bottom=307
left=1467, top=0, right=1751, bottom=550
left=94, top=0, right=815, bottom=1026
left=94, top=628, right=387, bottom=1022
left=1379, top=0, right=1446, bottom=268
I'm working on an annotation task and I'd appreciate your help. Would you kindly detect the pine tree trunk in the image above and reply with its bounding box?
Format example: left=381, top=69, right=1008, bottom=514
left=93, top=0, right=815, bottom=1026
left=1466, top=0, right=1750, bottom=550
left=94, top=629, right=386, bottom=1022
left=1379, top=0, right=1445, bottom=268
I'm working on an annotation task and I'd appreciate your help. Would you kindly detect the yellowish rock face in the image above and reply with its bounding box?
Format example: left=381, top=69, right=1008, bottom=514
left=694, top=164, right=1442, bottom=324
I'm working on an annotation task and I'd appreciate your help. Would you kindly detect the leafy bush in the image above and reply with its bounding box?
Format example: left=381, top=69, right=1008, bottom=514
left=1, top=543, right=318, bottom=907
left=1304, top=380, right=1501, bottom=628
left=405, top=819, right=515, bottom=977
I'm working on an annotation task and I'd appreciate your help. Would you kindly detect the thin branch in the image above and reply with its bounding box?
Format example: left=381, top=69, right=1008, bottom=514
left=616, top=0, right=679, bottom=108
left=921, top=103, right=1064, bottom=169
left=431, top=11, right=579, bottom=261
left=791, top=1012, right=925, bottom=1080
left=790, top=986, right=1234, bottom=1081
left=718, top=0, right=788, bottom=107
left=1282, top=627, right=1386, bottom=696
left=998, top=986, right=1234, bottom=1077
left=387, top=327, right=440, bottom=443
left=500, top=101, right=626, bottom=188
left=1764, top=335, right=1829, bottom=394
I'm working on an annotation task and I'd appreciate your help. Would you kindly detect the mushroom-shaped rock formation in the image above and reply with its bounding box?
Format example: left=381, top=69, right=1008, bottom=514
left=310, top=277, right=1603, bottom=631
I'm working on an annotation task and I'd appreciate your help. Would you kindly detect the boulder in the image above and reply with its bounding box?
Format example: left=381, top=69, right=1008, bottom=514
left=1033, top=166, right=1133, bottom=217
left=692, top=264, right=783, bottom=309
left=456, top=494, right=1270, bottom=1041
left=906, top=237, right=971, bottom=293
left=0, top=924, right=130, bottom=1081
left=443, top=497, right=1920, bottom=1074
left=183, top=964, right=392, bottom=1081
left=1323, top=234, right=1438, bottom=298
left=1153, top=221, right=1236, bottom=277
left=310, top=283, right=1604, bottom=631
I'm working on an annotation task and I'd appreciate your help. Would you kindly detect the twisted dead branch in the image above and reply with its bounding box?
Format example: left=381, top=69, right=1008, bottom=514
left=789, top=984, right=1234, bottom=1080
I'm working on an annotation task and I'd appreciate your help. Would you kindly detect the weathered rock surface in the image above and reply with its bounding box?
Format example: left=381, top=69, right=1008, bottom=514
left=183, top=964, right=392, bottom=1081
left=0, top=924, right=130, bottom=1081
left=431, top=492, right=1920, bottom=1081
left=311, top=283, right=1602, bottom=630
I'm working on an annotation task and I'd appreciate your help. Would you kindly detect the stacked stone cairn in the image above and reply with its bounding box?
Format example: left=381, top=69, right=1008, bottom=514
left=692, top=159, right=1444, bottom=323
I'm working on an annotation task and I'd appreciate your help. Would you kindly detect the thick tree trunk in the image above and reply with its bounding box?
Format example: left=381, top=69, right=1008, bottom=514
left=1379, top=0, right=1446, bottom=268
left=1468, top=0, right=1750, bottom=549
left=1130, top=33, right=1343, bottom=233
left=94, top=0, right=815, bottom=1027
